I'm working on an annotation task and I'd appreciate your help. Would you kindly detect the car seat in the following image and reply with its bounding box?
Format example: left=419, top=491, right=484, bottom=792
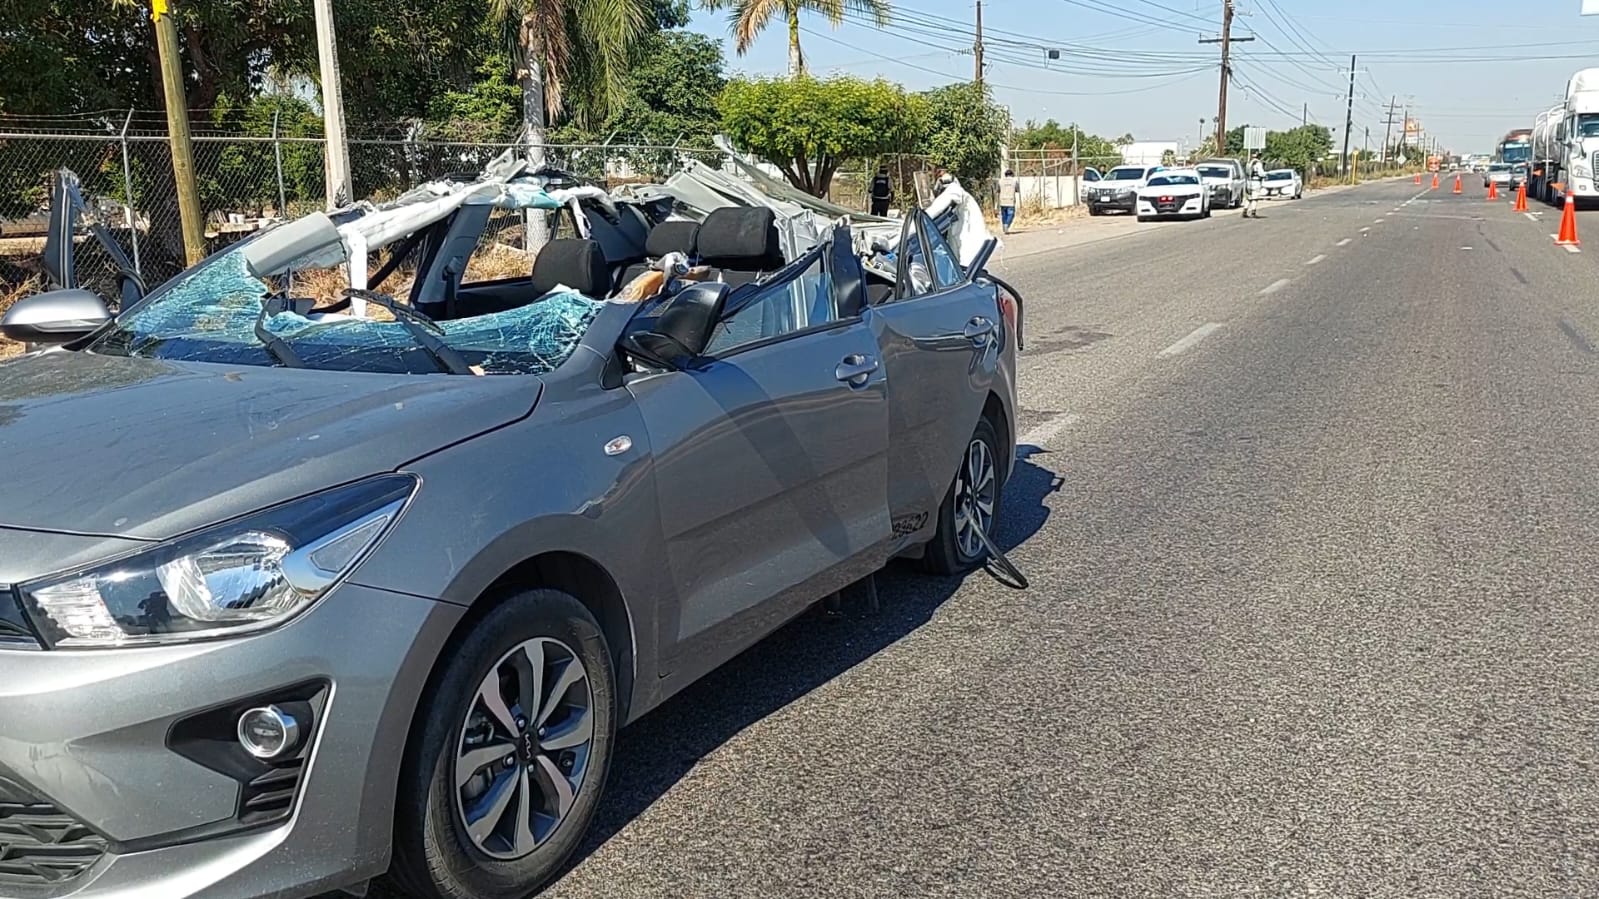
left=696, top=207, right=784, bottom=287
left=616, top=220, right=701, bottom=289
left=531, top=238, right=610, bottom=298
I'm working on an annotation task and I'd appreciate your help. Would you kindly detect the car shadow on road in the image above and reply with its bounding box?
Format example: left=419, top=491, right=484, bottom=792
left=562, top=451, right=1063, bottom=868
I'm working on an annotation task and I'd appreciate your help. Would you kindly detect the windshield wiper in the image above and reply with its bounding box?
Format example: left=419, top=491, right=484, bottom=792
left=342, top=288, right=474, bottom=375
left=254, top=295, right=307, bottom=368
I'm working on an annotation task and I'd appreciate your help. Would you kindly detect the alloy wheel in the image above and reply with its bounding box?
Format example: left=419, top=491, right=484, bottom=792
left=954, top=437, right=997, bottom=560
left=454, top=637, right=595, bottom=860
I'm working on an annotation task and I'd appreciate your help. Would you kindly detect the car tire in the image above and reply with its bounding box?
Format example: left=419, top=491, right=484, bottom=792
left=385, top=589, right=617, bottom=899
left=920, top=417, right=1005, bottom=576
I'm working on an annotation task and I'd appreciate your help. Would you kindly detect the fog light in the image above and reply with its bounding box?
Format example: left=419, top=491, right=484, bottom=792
left=237, top=704, right=303, bottom=760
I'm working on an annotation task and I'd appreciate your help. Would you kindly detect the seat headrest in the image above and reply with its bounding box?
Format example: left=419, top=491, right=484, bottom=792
left=645, top=220, right=701, bottom=259
left=530, top=239, right=609, bottom=297
left=696, top=207, right=782, bottom=269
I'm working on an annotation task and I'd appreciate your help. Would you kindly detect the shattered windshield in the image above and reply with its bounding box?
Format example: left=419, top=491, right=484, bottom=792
left=86, top=244, right=604, bottom=376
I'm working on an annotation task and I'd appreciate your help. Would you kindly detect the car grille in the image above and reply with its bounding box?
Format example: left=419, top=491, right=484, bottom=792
left=0, top=587, right=40, bottom=648
left=0, top=778, right=107, bottom=891
left=239, top=757, right=305, bottom=826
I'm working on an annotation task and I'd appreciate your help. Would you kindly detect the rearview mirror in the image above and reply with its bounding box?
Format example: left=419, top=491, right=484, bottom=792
left=0, top=288, right=111, bottom=345
left=621, top=281, right=730, bottom=367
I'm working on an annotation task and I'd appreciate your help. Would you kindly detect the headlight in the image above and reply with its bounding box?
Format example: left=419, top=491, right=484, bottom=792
left=20, top=475, right=416, bottom=648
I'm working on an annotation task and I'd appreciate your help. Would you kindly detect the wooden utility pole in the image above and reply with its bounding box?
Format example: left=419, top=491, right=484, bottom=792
left=150, top=0, right=205, bottom=265
left=1381, top=95, right=1400, bottom=167
left=974, top=1, right=985, bottom=85
left=312, top=0, right=353, bottom=209
left=1341, top=54, right=1357, bottom=177
left=1200, top=0, right=1253, bottom=155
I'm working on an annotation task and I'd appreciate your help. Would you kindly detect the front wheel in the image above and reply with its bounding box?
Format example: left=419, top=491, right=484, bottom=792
left=921, top=417, right=1005, bottom=575
left=385, top=589, right=617, bottom=899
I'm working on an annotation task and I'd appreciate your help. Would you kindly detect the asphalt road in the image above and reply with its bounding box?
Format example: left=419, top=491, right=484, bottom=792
left=385, top=178, right=1599, bottom=897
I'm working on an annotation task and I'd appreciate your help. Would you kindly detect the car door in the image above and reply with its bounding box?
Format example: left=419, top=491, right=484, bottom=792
left=1078, top=167, right=1101, bottom=203
left=865, top=210, right=1002, bottom=540
left=628, top=240, right=891, bottom=672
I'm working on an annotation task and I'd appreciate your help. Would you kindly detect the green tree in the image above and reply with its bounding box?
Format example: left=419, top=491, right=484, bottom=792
left=1263, top=125, right=1333, bottom=174
left=702, top=0, right=891, bottom=77
left=918, top=82, right=1007, bottom=186
left=487, top=0, right=653, bottom=165
left=719, top=75, right=925, bottom=196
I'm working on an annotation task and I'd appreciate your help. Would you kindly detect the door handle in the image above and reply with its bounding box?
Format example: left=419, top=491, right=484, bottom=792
left=964, top=316, right=995, bottom=346
left=834, top=354, right=880, bottom=387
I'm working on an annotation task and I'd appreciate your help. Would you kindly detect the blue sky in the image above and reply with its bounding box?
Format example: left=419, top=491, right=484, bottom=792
left=683, top=0, right=1599, bottom=155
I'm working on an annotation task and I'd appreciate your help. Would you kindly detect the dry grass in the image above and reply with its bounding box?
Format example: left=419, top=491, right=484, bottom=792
left=463, top=242, right=533, bottom=283
left=0, top=275, right=39, bottom=359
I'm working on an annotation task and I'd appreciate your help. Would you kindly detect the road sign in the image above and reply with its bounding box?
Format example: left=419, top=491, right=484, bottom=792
left=1243, top=126, right=1267, bottom=150
left=1397, top=154, right=1408, bottom=166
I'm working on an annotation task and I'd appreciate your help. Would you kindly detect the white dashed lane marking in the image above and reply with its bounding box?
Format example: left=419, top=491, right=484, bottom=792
left=1260, top=279, right=1291, bottom=296
left=1159, top=323, right=1224, bottom=357
left=1306, top=254, right=1326, bottom=265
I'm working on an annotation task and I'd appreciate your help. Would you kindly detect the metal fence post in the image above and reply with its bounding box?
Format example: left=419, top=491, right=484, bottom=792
left=272, top=109, right=287, bottom=219
left=119, top=108, right=142, bottom=277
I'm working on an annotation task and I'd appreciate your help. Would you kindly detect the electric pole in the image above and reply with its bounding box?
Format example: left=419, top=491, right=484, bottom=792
left=1381, top=95, right=1400, bottom=167
left=1200, top=0, right=1253, bottom=155
left=974, top=1, right=985, bottom=86
left=150, top=0, right=205, bottom=265
left=1302, top=103, right=1308, bottom=127
left=1341, top=54, right=1357, bottom=177
left=313, top=0, right=353, bottom=209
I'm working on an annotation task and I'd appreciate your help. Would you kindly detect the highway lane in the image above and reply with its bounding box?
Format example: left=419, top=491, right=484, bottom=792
left=371, top=178, right=1599, bottom=897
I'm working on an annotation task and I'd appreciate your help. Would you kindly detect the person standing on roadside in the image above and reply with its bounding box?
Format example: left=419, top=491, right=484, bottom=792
left=869, top=166, right=893, bottom=217
left=998, top=168, right=1019, bottom=234
left=1244, top=152, right=1266, bottom=218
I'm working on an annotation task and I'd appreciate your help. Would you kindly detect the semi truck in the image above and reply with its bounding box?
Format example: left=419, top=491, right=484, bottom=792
left=1525, top=68, right=1599, bottom=206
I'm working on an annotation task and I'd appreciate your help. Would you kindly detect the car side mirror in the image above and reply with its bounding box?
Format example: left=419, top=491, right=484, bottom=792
left=621, top=281, right=730, bottom=368
left=0, top=288, right=111, bottom=345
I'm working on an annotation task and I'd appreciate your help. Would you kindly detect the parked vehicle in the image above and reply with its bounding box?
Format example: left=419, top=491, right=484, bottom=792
left=1525, top=69, right=1599, bottom=206
left=1135, top=169, right=1212, bottom=221
left=1261, top=168, right=1303, bottom=199
left=1195, top=158, right=1245, bottom=209
left=1086, top=164, right=1163, bottom=215
left=0, top=152, right=1019, bottom=899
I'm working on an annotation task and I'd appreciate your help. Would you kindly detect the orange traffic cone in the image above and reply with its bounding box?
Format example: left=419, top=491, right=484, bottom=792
left=1452, top=174, right=1463, bottom=194
left=1514, top=181, right=1528, bottom=212
left=1487, top=180, right=1498, bottom=200
left=1431, top=172, right=1440, bottom=189
left=1557, top=193, right=1580, bottom=246
left=1414, top=172, right=1421, bottom=185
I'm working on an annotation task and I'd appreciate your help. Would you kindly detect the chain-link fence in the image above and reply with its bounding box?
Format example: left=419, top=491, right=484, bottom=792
left=0, top=114, right=723, bottom=300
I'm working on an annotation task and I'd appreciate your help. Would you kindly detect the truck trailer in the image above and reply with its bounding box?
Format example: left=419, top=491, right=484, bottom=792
left=1525, top=68, right=1599, bottom=206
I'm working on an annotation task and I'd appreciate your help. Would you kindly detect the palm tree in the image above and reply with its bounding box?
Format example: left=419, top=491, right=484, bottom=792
left=489, top=0, right=653, bottom=166
left=488, top=0, right=651, bottom=248
left=703, top=0, right=892, bottom=77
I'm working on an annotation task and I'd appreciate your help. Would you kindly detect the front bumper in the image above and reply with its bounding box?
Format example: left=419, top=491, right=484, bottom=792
left=0, top=582, right=462, bottom=898
left=1087, top=192, right=1136, bottom=212
left=1261, top=184, right=1296, bottom=197
left=1137, top=196, right=1204, bottom=217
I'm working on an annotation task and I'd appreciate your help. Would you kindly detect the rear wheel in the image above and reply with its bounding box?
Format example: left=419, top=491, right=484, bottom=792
left=921, top=417, right=1004, bottom=575
left=385, top=589, right=617, bottom=899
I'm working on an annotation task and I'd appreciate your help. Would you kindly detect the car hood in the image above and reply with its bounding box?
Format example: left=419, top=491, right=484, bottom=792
left=0, top=350, right=541, bottom=540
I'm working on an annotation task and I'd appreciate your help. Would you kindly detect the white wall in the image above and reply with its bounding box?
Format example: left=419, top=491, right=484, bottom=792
left=1013, top=174, right=1085, bottom=209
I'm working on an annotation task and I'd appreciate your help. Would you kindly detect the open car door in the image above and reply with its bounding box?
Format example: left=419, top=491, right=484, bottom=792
left=39, top=168, right=145, bottom=311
